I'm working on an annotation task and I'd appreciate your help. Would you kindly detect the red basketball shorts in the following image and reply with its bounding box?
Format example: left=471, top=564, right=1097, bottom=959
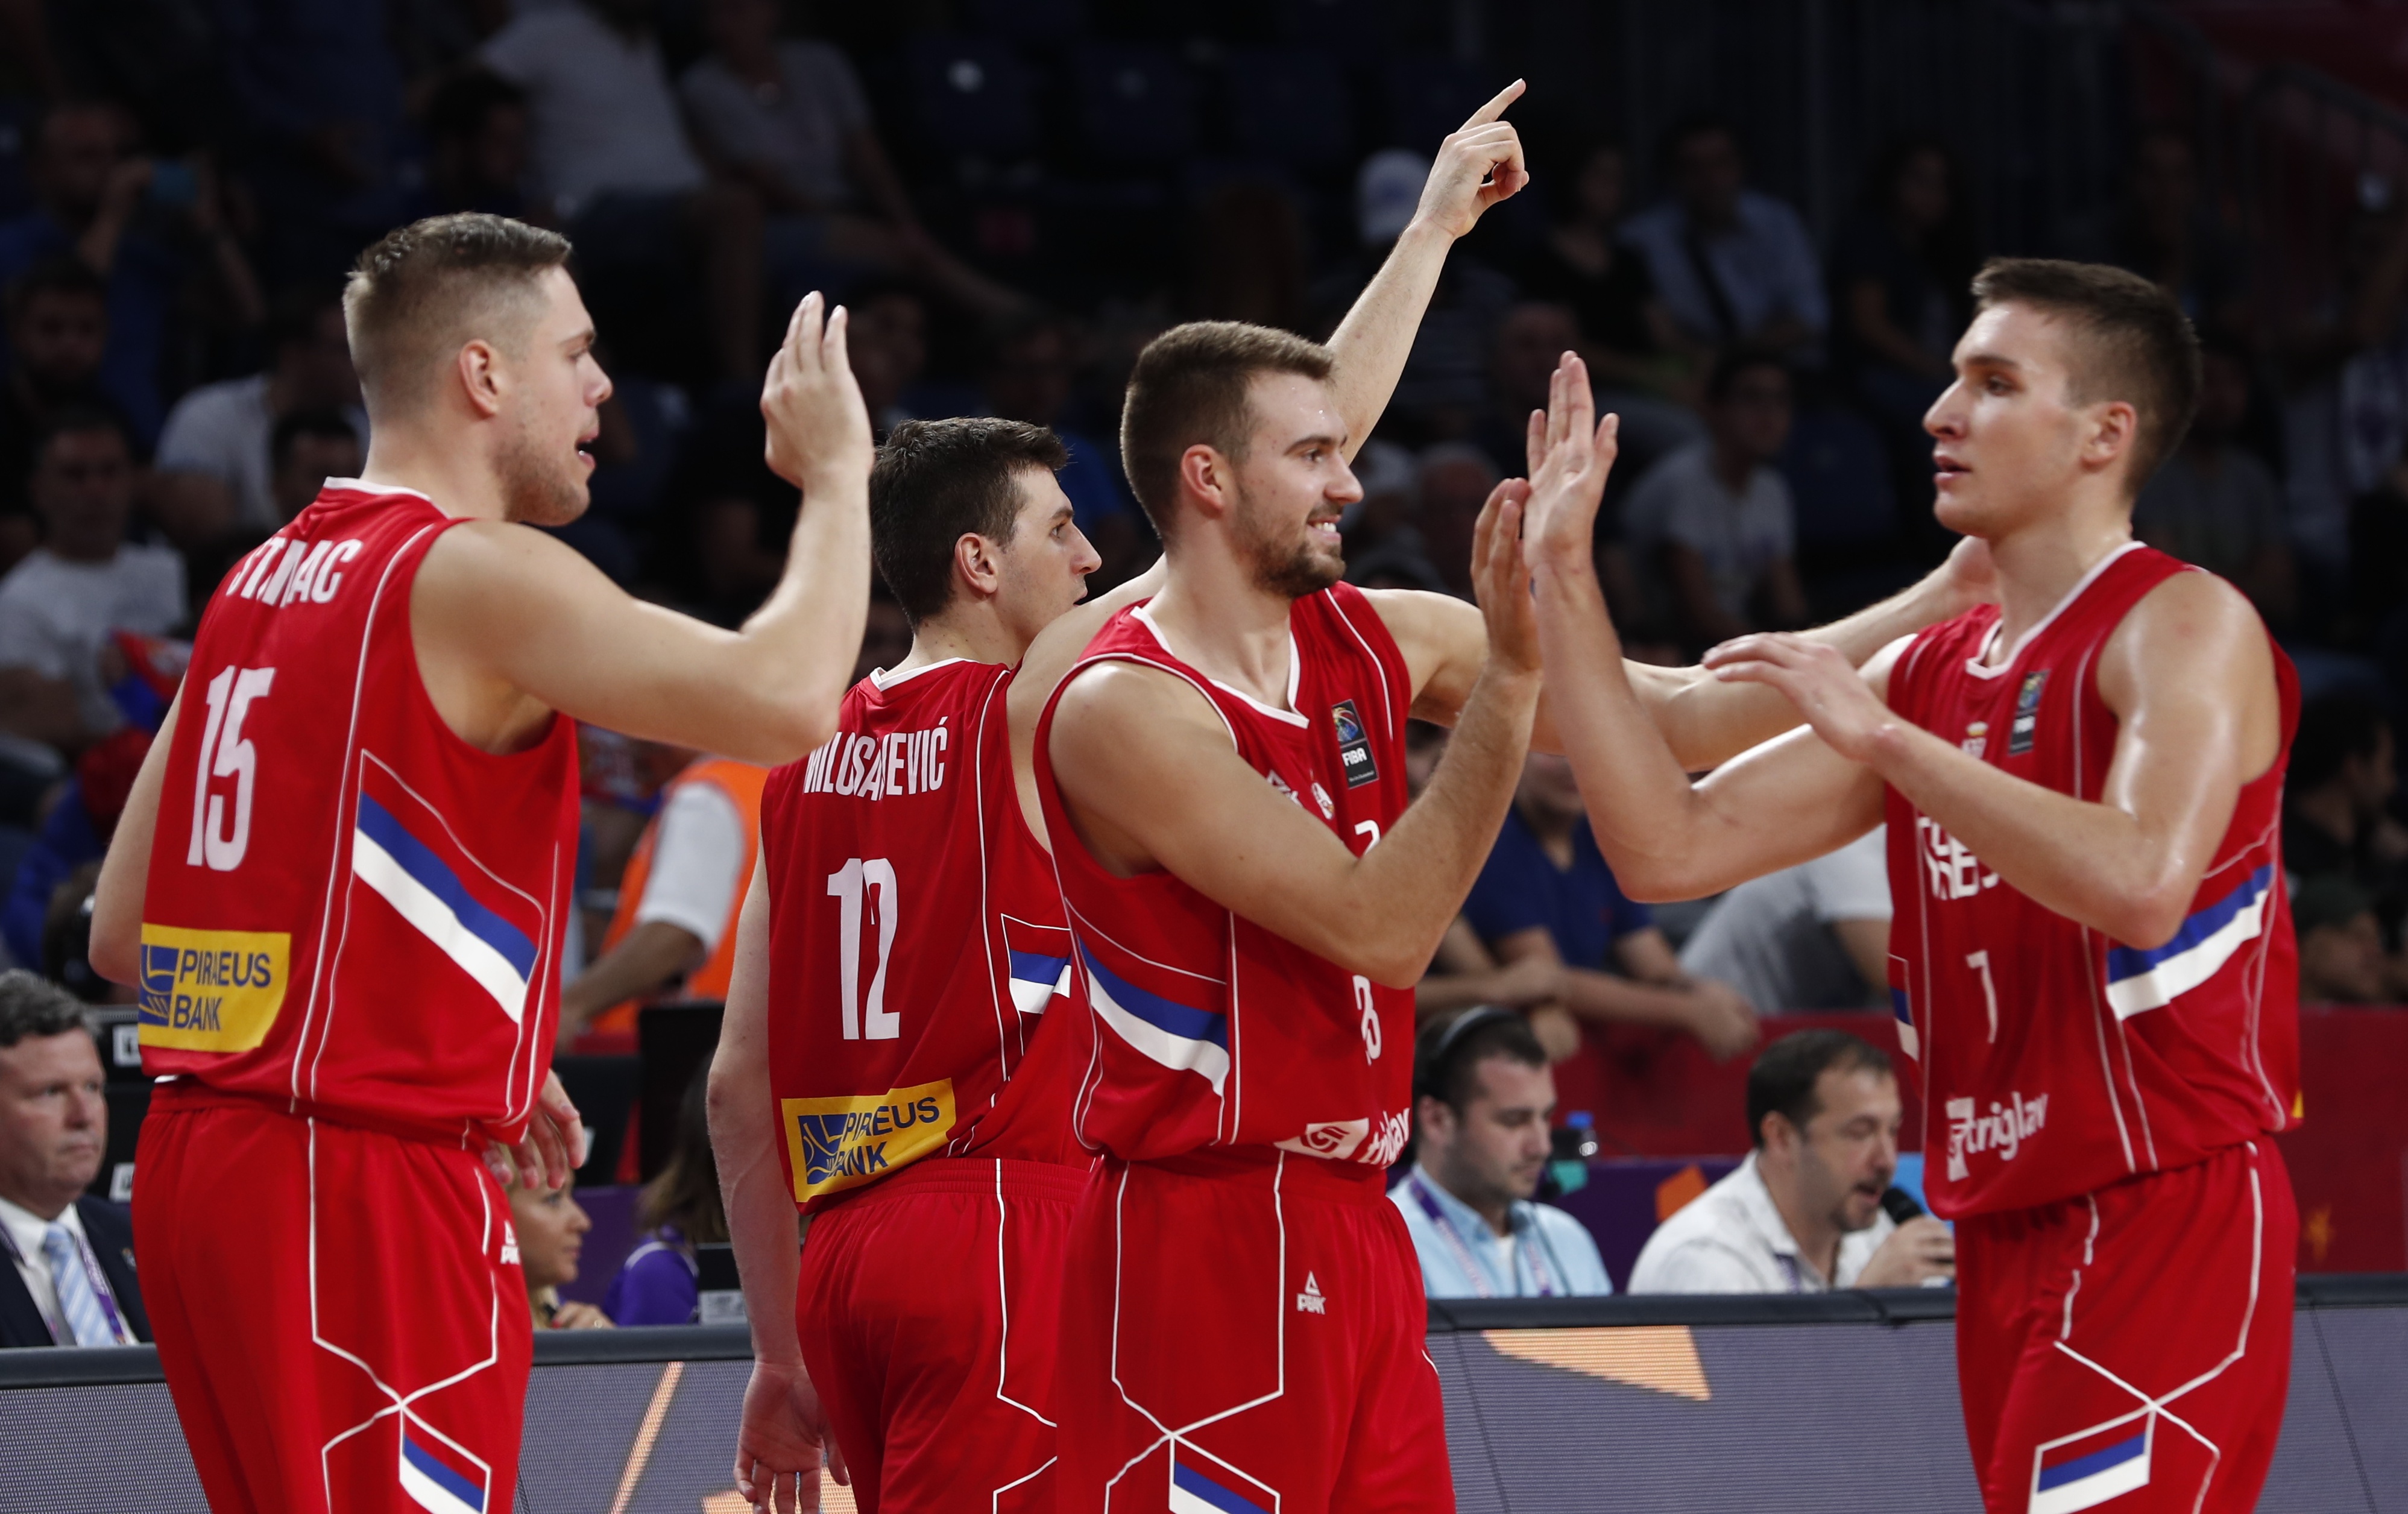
left=1954, top=1137, right=2296, bottom=1514
left=796, top=1156, right=1088, bottom=1514
left=134, top=1084, right=530, bottom=1514
left=1054, top=1147, right=1452, bottom=1514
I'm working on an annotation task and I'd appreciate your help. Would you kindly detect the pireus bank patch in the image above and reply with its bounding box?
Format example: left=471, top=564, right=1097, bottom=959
left=781, top=1079, right=956, bottom=1202
left=137, top=925, right=290, bottom=1052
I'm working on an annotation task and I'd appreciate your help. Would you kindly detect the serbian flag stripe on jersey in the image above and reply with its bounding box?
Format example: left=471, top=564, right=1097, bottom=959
left=399, top=1426, right=488, bottom=1514
left=1001, top=916, right=1073, bottom=1017
left=2030, top=1419, right=2150, bottom=1514
left=1168, top=1454, right=1273, bottom=1514
left=1077, top=935, right=1230, bottom=1095
left=2102, top=863, right=2274, bottom=1021
left=351, top=766, right=544, bottom=1025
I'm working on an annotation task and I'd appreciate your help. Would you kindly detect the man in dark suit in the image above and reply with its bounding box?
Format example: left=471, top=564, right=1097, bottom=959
left=0, top=969, right=146, bottom=1347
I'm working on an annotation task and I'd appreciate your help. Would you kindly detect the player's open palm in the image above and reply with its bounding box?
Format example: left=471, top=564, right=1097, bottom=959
left=733, top=1358, right=849, bottom=1514
left=1415, top=79, right=1530, bottom=238
left=761, top=291, right=874, bottom=494
left=1518, top=353, right=1619, bottom=570
left=1470, top=478, right=1540, bottom=676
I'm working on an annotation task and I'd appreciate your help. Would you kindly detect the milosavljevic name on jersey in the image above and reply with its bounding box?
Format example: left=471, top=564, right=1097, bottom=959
left=793, top=718, right=952, bottom=801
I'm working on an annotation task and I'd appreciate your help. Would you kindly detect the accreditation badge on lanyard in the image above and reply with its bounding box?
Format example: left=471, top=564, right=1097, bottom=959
left=0, top=1218, right=130, bottom=1344
left=1408, top=1176, right=1556, bottom=1299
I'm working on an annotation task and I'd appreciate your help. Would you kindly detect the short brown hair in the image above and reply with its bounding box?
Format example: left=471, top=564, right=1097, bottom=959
left=871, top=418, right=1070, bottom=623
left=1119, top=320, right=1334, bottom=538
left=1970, top=257, right=2201, bottom=490
left=343, top=213, right=572, bottom=416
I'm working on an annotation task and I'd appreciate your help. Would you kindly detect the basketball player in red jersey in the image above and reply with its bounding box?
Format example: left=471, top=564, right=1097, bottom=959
left=84, top=215, right=877, bottom=1514
left=1521, top=260, right=2296, bottom=1514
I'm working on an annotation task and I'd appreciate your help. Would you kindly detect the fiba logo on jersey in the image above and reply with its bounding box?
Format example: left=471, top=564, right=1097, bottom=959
left=2007, top=671, right=2047, bottom=756
left=1331, top=699, right=1380, bottom=789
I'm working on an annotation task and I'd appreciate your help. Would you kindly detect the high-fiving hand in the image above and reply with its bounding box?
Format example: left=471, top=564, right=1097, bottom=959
left=1414, top=80, right=1531, bottom=240
left=1518, top=352, right=1621, bottom=570
left=760, top=291, right=875, bottom=494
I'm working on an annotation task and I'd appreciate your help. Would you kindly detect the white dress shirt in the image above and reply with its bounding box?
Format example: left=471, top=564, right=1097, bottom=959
left=1625, top=1152, right=1894, bottom=1294
left=0, top=1193, right=133, bottom=1345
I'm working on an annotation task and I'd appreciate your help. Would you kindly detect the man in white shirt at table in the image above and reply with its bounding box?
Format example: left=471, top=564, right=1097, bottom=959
left=1628, top=1029, right=1953, bottom=1293
left=1392, top=1009, right=1615, bottom=1299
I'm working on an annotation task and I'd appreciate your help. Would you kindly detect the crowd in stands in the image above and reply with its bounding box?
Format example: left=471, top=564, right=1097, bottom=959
left=2, top=0, right=2407, bottom=1324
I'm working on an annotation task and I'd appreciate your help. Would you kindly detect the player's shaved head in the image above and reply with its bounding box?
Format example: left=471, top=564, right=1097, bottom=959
left=1969, top=257, right=2201, bottom=490
left=1120, top=321, right=1334, bottom=541
left=871, top=418, right=1070, bottom=623
left=343, top=213, right=573, bottom=420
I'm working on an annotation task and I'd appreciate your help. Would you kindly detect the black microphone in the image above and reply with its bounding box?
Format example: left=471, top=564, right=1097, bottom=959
left=1880, top=1185, right=1925, bottom=1225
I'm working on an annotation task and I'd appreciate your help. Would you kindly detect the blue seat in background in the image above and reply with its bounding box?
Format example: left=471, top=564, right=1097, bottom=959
left=1225, top=47, right=1353, bottom=172
left=907, top=33, right=1041, bottom=165
left=1072, top=42, right=1198, bottom=168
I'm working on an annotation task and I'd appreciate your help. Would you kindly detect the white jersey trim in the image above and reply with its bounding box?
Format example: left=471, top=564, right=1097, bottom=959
left=1964, top=541, right=2146, bottom=680
left=1130, top=602, right=1308, bottom=727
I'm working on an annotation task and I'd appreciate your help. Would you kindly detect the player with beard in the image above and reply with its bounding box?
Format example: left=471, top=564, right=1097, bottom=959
left=1516, top=262, right=2298, bottom=1514
left=86, top=213, right=874, bottom=1514
left=1034, top=313, right=1997, bottom=1509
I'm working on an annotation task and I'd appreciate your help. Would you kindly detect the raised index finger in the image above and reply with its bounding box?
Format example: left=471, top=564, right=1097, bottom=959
left=1458, top=78, right=1526, bottom=131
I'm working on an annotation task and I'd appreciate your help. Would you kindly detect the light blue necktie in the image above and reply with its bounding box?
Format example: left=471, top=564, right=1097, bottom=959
left=41, top=1225, right=117, bottom=1348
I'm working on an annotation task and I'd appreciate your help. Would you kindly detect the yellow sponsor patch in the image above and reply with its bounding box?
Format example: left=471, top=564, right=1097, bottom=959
left=781, top=1079, right=955, bottom=1203
left=136, top=926, right=290, bottom=1053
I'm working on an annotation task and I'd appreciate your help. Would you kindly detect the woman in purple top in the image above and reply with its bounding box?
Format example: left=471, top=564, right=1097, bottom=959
left=604, top=1065, right=726, bottom=1325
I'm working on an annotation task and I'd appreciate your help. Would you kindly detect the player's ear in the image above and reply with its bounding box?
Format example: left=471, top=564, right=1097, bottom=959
left=455, top=339, right=506, bottom=420
left=1178, top=444, right=1233, bottom=522
left=954, top=532, right=1002, bottom=598
left=2082, top=398, right=2139, bottom=476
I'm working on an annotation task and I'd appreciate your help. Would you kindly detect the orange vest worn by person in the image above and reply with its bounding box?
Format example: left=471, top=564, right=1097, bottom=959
left=585, top=757, right=767, bottom=1039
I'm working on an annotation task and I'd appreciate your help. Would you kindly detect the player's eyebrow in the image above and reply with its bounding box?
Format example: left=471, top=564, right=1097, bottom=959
left=1959, top=351, right=2022, bottom=373
left=1287, top=430, right=1346, bottom=454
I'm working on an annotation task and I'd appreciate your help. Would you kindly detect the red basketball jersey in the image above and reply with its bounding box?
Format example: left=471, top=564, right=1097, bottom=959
left=1883, top=543, right=2299, bottom=1218
left=138, top=484, right=579, bottom=1144
left=761, top=658, right=1083, bottom=1215
left=1034, top=584, right=1418, bottom=1167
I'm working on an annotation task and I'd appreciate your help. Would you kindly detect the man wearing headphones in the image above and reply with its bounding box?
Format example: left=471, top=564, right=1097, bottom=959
left=1392, top=1008, right=1615, bottom=1298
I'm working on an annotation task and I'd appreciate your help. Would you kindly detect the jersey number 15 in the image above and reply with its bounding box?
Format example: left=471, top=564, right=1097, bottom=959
left=186, top=665, right=276, bottom=872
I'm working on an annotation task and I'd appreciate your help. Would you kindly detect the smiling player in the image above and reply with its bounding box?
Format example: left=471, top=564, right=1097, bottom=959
left=89, top=213, right=875, bottom=1514
left=1521, top=260, right=2298, bottom=1514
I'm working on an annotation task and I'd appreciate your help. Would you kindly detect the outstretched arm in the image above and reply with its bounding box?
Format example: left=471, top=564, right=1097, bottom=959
left=1708, top=568, right=2283, bottom=947
left=1048, top=491, right=1542, bottom=987
left=1518, top=355, right=1887, bottom=901
left=1323, top=81, right=1528, bottom=459
left=711, top=851, right=847, bottom=1512
left=417, top=294, right=874, bottom=766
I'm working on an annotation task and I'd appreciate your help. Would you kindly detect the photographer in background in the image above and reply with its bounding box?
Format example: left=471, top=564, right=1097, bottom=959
left=1391, top=1009, right=1614, bottom=1299
left=1628, top=1030, right=1952, bottom=1293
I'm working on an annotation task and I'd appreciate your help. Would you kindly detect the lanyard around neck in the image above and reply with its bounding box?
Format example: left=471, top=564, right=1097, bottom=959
left=1409, top=1175, right=1556, bottom=1299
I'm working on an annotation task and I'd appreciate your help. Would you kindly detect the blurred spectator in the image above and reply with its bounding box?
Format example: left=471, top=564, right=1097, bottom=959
left=0, top=412, right=184, bottom=760
left=479, top=0, right=764, bottom=382
left=848, top=281, right=930, bottom=435
left=1462, top=752, right=1759, bottom=1061
left=6, top=780, right=124, bottom=972
left=1622, top=116, right=1826, bottom=362
left=0, top=101, right=263, bottom=443
left=214, top=0, right=414, bottom=283
left=604, top=1063, right=728, bottom=1325
left=1477, top=300, right=1700, bottom=491
left=0, top=970, right=147, bottom=1347
left=40, top=859, right=134, bottom=1006
left=2281, top=186, right=2408, bottom=581
left=1414, top=443, right=1497, bottom=600
left=424, top=70, right=537, bottom=220
left=0, top=257, right=127, bottom=555
left=1340, top=440, right=1447, bottom=594
left=561, top=754, right=764, bottom=1051
left=1622, top=349, right=1808, bottom=649
left=509, top=1171, right=610, bottom=1330
left=1830, top=137, right=1977, bottom=460
left=2132, top=336, right=2295, bottom=628
left=1186, top=179, right=1309, bottom=335
left=2282, top=694, right=2408, bottom=939
left=268, top=409, right=366, bottom=525
left=1679, top=828, right=1891, bottom=1014
left=2293, top=875, right=2401, bottom=1004
left=854, top=591, right=913, bottom=684
left=1516, top=138, right=1707, bottom=418
left=979, top=311, right=1141, bottom=582
left=1393, top=1010, right=1613, bottom=1299
left=682, top=0, right=1020, bottom=318
left=1627, top=1030, right=1951, bottom=1293
left=152, top=286, right=365, bottom=539
left=1414, top=918, right=1581, bottom=1064
left=2112, top=128, right=2249, bottom=338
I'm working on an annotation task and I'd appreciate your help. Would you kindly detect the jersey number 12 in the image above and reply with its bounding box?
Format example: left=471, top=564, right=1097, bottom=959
left=828, top=857, right=900, bottom=1040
